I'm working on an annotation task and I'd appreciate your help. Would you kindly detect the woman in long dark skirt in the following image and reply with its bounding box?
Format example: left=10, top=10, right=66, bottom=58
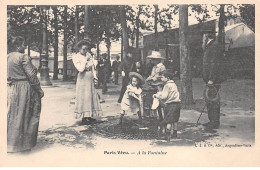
left=7, top=36, right=44, bottom=152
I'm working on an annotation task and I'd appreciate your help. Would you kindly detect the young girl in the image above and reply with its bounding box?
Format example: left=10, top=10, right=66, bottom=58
left=120, top=72, right=145, bottom=125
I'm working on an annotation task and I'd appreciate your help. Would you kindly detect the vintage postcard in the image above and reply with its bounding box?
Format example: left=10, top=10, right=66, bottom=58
left=0, top=0, right=259, bottom=167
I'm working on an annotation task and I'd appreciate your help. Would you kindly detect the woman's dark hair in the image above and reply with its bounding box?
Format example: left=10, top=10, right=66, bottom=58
left=131, top=76, right=142, bottom=89
left=8, top=36, right=25, bottom=53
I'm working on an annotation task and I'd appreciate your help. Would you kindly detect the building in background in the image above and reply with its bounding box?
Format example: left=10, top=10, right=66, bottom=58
left=141, top=19, right=255, bottom=79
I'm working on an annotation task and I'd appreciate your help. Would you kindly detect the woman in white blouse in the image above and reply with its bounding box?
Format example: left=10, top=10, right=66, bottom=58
left=72, top=39, right=103, bottom=123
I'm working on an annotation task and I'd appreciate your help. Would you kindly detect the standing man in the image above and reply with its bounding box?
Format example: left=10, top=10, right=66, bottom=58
left=97, top=53, right=111, bottom=94
left=112, top=55, right=121, bottom=85
left=146, top=51, right=166, bottom=82
left=118, top=52, right=136, bottom=103
left=145, top=59, right=154, bottom=78
left=201, top=30, right=227, bottom=130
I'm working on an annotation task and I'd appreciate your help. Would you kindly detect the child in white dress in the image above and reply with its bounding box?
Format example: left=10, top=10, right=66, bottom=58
left=120, top=72, right=145, bottom=125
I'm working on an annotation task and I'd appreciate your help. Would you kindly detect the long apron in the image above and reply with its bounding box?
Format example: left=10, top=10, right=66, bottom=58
left=7, top=81, right=41, bottom=152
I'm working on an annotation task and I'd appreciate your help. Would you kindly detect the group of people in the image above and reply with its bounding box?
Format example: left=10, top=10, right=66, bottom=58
left=7, top=29, right=225, bottom=152
left=118, top=50, right=181, bottom=142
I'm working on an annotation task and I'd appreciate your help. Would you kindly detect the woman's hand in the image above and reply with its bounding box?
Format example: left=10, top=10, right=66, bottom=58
left=121, top=71, right=125, bottom=77
left=39, top=89, right=44, bottom=98
left=208, top=80, right=213, bottom=85
left=128, top=91, right=134, bottom=96
left=94, top=78, right=98, bottom=86
left=151, top=77, right=157, bottom=81
left=85, top=65, right=92, bottom=71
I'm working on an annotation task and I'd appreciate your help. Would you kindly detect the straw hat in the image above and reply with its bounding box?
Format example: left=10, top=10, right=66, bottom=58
left=146, top=51, right=165, bottom=60
left=203, top=84, right=220, bottom=102
left=129, top=72, right=145, bottom=85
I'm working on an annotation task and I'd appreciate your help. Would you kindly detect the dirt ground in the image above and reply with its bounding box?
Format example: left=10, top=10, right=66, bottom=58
left=9, top=77, right=255, bottom=157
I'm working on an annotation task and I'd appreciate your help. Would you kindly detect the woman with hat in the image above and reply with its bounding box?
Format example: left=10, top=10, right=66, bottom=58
left=120, top=72, right=145, bottom=125
left=7, top=36, right=44, bottom=152
left=146, top=51, right=166, bottom=82
left=72, top=39, right=102, bottom=123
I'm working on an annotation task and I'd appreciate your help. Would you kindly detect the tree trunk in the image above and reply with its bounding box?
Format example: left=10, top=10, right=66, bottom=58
left=84, top=5, right=90, bottom=39
left=74, top=5, right=79, bottom=52
left=27, top=30, right=31, bottom=57
left=53, top=6, right=59, bottom=80
left=218, top=5, right=225, bottom=52
left=154, top=5, right=159, bottom=51
left=120, top=5, right=128, bottom=59
left=121, top=37, right=123, bottom=60
left=63, top=5, right=68, bottom=81
left=106, top=38, right=111, bottom=60
left=136, top=5, right=142, bottom=49
left=179, top=5, right=193, bottom=105
left=97, top=40, right=100, bottom=59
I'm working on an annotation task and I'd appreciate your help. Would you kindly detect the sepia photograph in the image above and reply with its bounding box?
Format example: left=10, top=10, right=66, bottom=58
left=1, top=1, right=258, bottom=167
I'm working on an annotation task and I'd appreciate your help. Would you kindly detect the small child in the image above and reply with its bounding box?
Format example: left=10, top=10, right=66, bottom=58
left=150, top=81, right=164, bottom=121
left=153, top=70, right=181, bottom=142
left=120, top=72, right=145, bottom=125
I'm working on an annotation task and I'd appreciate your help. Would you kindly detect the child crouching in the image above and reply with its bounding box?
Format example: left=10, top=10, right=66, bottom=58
left=153, top=70, right=181, bottom=142
left=120, top=72, right=145, bottom=126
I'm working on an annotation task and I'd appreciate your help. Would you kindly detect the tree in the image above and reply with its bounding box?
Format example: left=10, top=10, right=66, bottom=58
left=154, top=5, right=159, bottom=51
left=74, top=5, right=79, bottom=52
left=7, top=6, right=42, bottom=53
left=84, top=5, right=90, bottom=39
left=135, top=5, right=142, bottom=49
left=218, top=5, right=225, bottom=52
left=179, top=5, right=193, bottom=105
left=52, top=6, right=59, bottom=80
left=239, top=4, right=255, bottom=32
left=120, top=5, right=128, bottom=59
left=63, top=5, right=68, bottom=81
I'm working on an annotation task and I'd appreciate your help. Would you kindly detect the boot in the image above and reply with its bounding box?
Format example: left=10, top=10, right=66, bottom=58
left=119, top=114, right=124, bottom=129
left=172, top=130, right=177, bottom=138
left=205, top=121, right=220, bottom=130
left=157, top=126, right=162, bottom=139
left=137, top=111, right=142, bottom=125
left=166, top=129, right=171, bottom=142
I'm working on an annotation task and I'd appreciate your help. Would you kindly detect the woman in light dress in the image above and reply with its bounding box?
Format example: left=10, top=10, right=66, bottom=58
left=72, top=39, right=102, bottom=124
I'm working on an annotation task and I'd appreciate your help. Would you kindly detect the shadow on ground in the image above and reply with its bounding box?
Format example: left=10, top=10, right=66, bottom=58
left=90, top=116, right=218, bottom=146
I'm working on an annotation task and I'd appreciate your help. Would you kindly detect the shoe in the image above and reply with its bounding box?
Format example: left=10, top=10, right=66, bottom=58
left=205, top=121, right=220, bottom=130
left=100, top=99, right=105, bottom=103
left=202, top=122, right=210, bottom=126
left=166, top=130, right=171, bottom=142
left=171, top=130, right=177, bottom=138
left=87, top=117, right=96, bottom=122
left=82, top=117, right=92, bottom=125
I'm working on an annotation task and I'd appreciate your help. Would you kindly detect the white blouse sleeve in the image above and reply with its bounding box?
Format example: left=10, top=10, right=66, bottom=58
left=72, top=54, right=87, bottom=72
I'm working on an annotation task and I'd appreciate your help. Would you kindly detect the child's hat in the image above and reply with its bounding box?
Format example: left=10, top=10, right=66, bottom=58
left=129, top=72, right=145, bottom=85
